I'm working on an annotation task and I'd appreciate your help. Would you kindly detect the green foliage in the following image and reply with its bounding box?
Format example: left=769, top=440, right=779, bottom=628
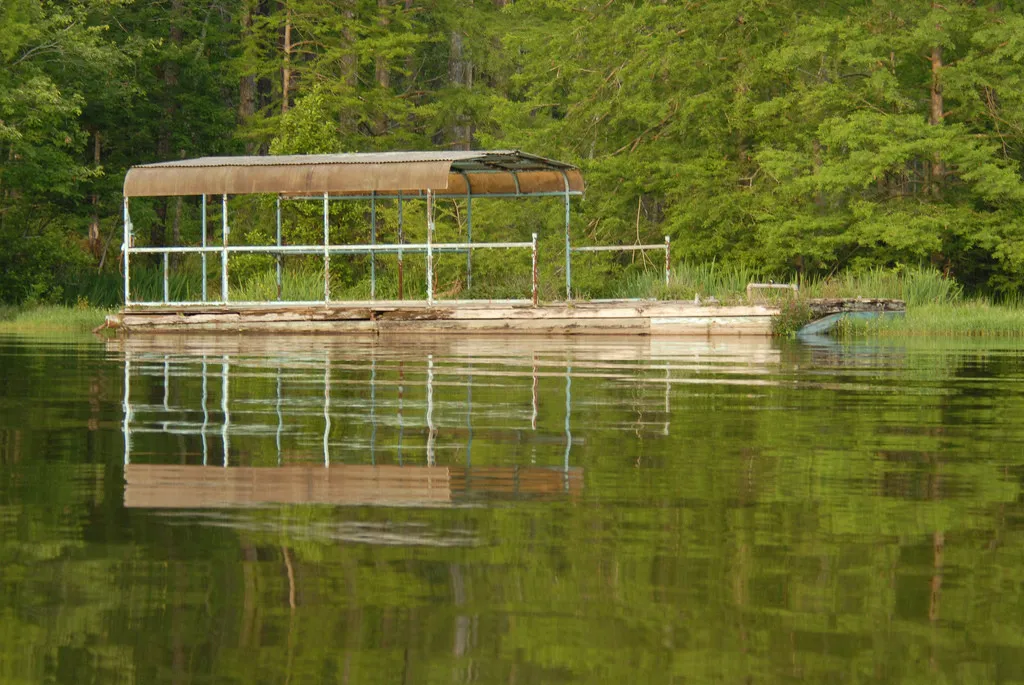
left=800, top=265, right=963, bottom=307
left=230, top=264, right=326, bottom=302
left=0, top=222, right=94, bottom=304
left=612, top=261, right=766, bottom=303
left=5, top=0, right=1024, bottom=305
left=771, top=299, right=815, bottom=337
left=0, top=304, right=109, bottom=333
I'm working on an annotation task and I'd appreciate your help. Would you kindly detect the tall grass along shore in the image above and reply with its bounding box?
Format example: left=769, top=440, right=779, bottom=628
left=0, top=305, right=111, bottom=334
left=2, top=263, right=1021, bottom=338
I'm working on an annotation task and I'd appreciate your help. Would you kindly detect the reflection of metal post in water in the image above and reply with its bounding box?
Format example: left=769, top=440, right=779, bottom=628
left=426, top=354, right=435, bottom=466
left=397, top=362, right=404, bottom=466
left=531, top=354, right=538, bottom=431
left=564, top=364, right=572, bottom=488
left=466, top=366, right=472, bottom=468
left=276, top=365, right=283, bottom=466
left=324, top=353, right=331, bottom=467
left=221, top=357, right=230, bottom=467
left=122, top=357, right=132, bottom=466
left=664, top=364, right=670, bottom=436
left=201, top=357, right=209, bottom=466
left=370, top=357, right=376, bottom=465
left=163, top=356, right=170, bottom=411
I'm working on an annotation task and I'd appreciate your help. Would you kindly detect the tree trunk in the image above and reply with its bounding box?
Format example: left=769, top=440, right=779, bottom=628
left=341, top=2, right=357, bottom=89
left=929, top=39, right=944, bottom=196
left=88, top=132, right=101, bottom=258
left=448, top=28, right=473, bottom=150
left=170, top=197, right=183, bottom=270
left=929, top=45, right=944, bottom=128
left=339, top=1, right=357, bottom=134
left=375, top=0, right=391, bottom=134
left=239, top=2, right=257, bottom=153
left=154, top=0, right=183, bottom=249
left=376, top=0, right=390, bottom=90
left=282, top=7, right=292, bottom=114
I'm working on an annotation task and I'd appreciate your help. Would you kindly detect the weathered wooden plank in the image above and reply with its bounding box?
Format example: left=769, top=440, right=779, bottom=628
left=651, top=316, right=772, bottom=336
left=117, top=299, right=790, bottom=336
left=376, top=317, right=653, bottom=335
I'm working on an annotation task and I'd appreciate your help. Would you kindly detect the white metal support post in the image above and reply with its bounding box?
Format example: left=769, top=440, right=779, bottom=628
left=201, top=194, right=208, bottom=302
left=323, top=192, right=330, bottom=302
left=221, top=194, right=229, bottom=302
left=276, top=195, right=283, bottom=301
left=122, top=197, right=131, bottom=305
left=426, top=189, right=434, bottom=304
left=531, top=233, right=539, bottom=306
left=665, top=235, right=671, bottom=286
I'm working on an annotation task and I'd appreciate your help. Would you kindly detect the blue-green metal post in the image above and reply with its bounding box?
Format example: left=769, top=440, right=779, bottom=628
left=562, top=173, right=572, bottom=300
left=467, top=193, right=472, bottom=291
left=397, top=193, right=404, bottom=299
left=461, top=172, right=472, bottom=291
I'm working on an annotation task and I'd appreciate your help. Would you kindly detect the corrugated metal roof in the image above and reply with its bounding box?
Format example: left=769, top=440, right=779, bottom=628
left=124, top=150, right=584, bottom=197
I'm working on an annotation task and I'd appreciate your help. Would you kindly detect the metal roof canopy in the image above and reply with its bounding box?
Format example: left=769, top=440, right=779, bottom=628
left=123, top=150, right=585, bottom=198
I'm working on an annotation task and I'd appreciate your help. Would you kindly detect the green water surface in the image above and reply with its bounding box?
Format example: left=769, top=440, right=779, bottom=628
left=2, top=334, right=1023, bottom=684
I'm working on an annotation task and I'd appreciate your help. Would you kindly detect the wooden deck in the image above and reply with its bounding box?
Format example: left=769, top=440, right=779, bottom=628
left=107, top=298, right=906, bottom=337
left=109, top=299, right=779, bottom=336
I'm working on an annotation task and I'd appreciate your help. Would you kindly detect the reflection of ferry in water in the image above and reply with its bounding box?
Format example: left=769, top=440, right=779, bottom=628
left=114, top=335, right=782, bottom=508
left=124, top=464, right=583, bottom=509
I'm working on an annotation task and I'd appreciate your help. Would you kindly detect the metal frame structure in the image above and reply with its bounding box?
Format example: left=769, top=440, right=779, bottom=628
left=571, top=236, right=672, bottom=287
left=121, top=151, right=584, bottom=306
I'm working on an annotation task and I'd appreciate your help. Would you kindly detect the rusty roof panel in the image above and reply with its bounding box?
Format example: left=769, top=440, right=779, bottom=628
left=124, top=150, right=583, bottom=197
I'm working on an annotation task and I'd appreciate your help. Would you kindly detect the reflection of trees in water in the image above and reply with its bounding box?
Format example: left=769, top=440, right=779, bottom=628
left=5, top=337, right=1024, bottom=682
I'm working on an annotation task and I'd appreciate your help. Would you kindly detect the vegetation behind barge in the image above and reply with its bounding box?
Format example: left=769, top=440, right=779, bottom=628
left=4, top=2, right=1024, bottom=306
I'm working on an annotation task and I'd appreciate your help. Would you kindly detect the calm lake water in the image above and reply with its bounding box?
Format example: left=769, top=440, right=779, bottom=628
left=2, top=333, right=1024, bottom=684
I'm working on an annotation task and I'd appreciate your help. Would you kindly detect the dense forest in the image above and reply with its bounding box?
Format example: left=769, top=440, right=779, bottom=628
left=2, top=0, right=1024, bottom=304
